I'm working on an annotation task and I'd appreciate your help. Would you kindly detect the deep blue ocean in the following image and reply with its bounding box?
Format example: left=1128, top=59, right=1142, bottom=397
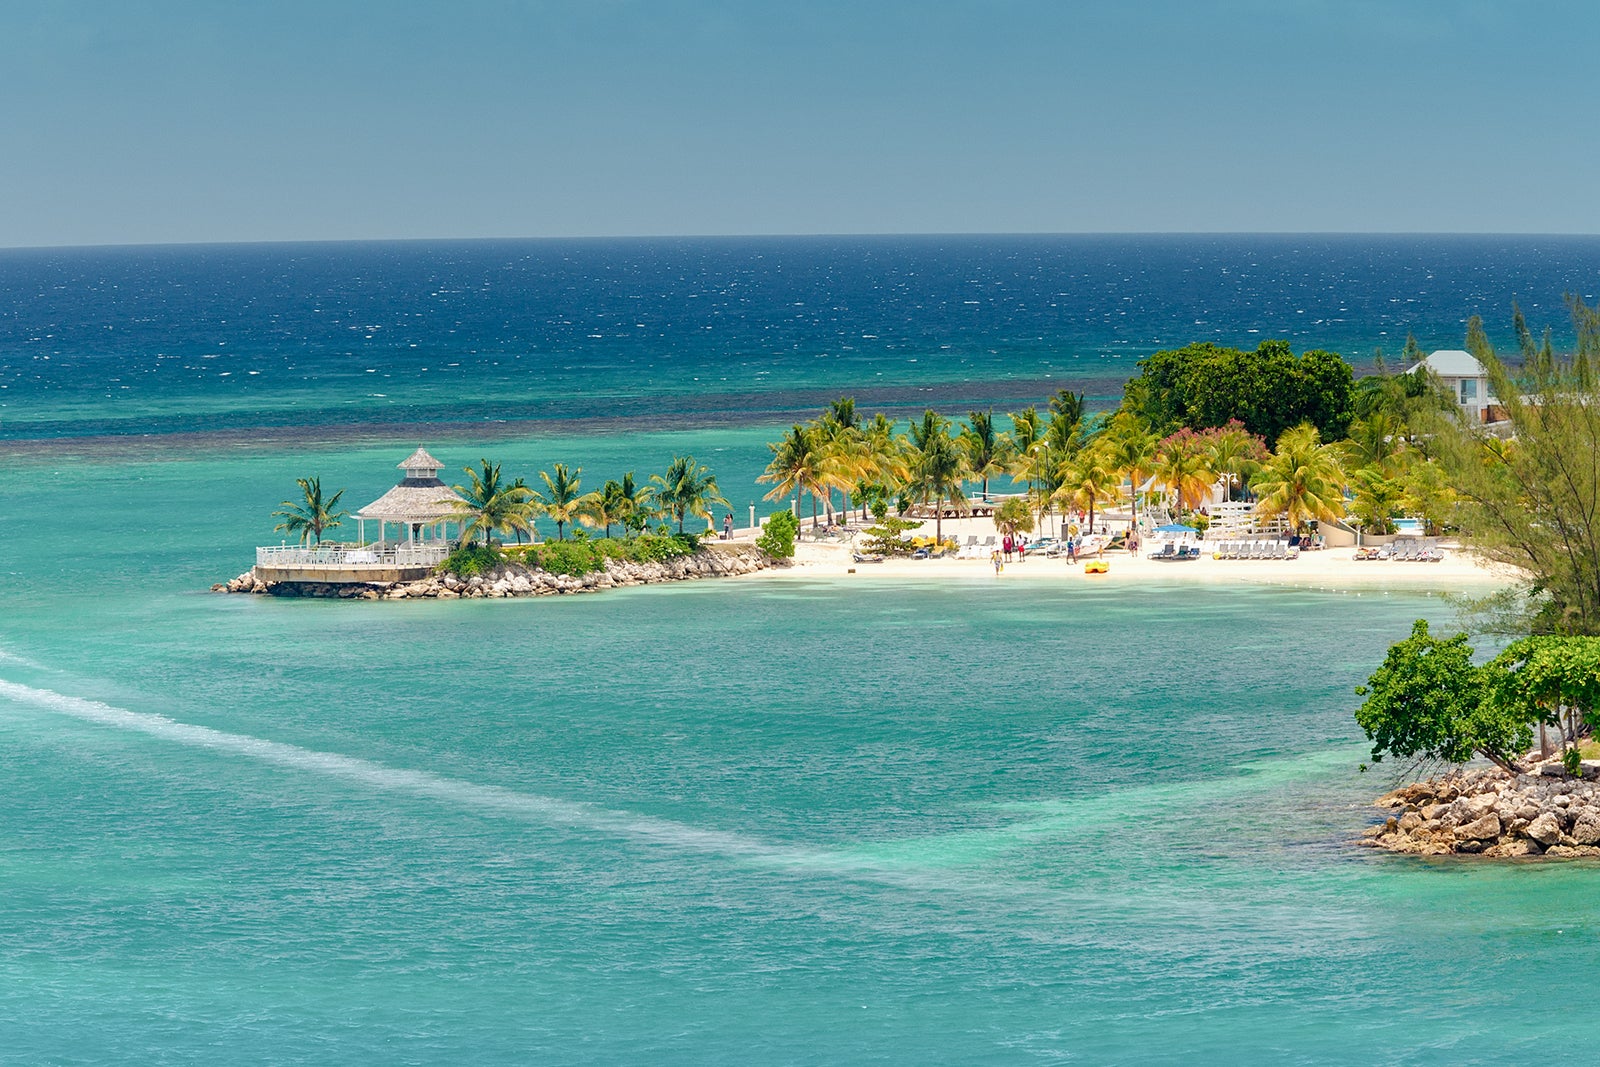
left=4, top=234, right=1598, bottom=444
left=3, top=236, right=1600, bottom=1064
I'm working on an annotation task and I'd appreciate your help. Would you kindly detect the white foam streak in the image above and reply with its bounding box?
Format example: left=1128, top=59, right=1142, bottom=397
left=0, top=677, right=796, bottom=863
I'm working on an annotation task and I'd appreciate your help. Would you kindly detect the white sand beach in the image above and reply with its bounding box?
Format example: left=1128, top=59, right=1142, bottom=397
left=730, top=514, right=1518, bottom=593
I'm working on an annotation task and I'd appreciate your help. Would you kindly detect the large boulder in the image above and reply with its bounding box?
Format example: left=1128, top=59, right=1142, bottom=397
left=1456, top=813, right=1502, bottom=842
left=1525, top=812, right=1563, bottom=846
left=1571, top=810, right=1600, bottom=845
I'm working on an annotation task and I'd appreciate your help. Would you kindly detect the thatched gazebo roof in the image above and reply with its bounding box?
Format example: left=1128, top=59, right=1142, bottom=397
left=355, top=447, right=465, bottom=524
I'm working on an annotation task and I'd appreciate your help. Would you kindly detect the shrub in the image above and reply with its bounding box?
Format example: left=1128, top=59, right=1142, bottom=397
left=439, top=544, right=502, bottom=577
left=756, top=510, right=799, bottom=559
left=860, top=516, right=921, bottom=556
left=506, top=534, right=699, bottom=575
left=526, top=540, right=604, bottom=576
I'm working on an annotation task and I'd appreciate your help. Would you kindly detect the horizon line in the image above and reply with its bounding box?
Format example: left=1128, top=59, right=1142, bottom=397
left=5, top=230, right=1600, bottom=255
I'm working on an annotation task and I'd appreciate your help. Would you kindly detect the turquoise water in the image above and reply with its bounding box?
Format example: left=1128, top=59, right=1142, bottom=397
left=2, top=433, right=1595, bottom=1064
left=6, top=236, right=1600, bottom=1063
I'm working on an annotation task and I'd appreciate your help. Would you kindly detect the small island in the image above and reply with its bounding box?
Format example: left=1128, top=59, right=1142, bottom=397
left=218, top=448, right=794, bottom=599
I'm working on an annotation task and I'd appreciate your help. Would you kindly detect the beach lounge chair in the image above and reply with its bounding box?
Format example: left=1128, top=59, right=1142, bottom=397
left=852, top=552, right=885, bottom=563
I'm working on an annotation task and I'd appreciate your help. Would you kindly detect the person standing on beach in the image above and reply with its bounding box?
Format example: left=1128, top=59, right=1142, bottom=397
left=992, top=549, right=1003, bottom=575
left=723, top=513, right=733, bottom=540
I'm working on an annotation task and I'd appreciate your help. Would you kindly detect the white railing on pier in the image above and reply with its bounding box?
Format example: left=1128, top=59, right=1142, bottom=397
left=255, top=543, right=451, bottom=568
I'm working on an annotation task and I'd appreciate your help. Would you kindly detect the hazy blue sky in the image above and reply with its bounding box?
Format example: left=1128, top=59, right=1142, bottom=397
left=2, top=1, right=1595, bottom=247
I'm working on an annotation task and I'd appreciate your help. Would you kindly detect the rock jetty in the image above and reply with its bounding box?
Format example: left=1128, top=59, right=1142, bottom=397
left=214, top=544, right=775, bottom=600
left=1362, top=762, right=1600, bottom=858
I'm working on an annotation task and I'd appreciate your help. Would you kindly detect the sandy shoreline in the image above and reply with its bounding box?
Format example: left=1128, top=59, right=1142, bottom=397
left=725, top=515, right=1517, bottom=594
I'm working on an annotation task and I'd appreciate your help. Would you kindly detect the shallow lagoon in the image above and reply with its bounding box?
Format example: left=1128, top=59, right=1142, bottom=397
left=1, top=434, right=1590, bottom=1064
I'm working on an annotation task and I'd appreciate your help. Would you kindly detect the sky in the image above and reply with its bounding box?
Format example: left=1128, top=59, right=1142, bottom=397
left=2, top=0, right=1597, bottom=247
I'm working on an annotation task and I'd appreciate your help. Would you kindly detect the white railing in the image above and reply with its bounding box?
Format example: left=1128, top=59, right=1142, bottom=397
left=256, top=543, right=451, bottom=567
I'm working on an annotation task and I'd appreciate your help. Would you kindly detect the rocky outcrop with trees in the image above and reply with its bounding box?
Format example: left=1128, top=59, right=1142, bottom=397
left=1356, top=304, right=1600, bottom=858
left=1363, top=763, right=1600, bottom=858
left=216, top=544, right=775, bottom=599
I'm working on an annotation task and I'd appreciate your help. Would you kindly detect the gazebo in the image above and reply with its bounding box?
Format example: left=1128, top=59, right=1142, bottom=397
left=254, top=447, right=468, bottom=584
left=354, top=447, right=467, bottom=552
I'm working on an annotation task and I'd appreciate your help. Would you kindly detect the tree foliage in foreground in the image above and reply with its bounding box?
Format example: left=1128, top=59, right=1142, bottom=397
left=1356, top=622, right=1600, bottom=773
left=1432, top=299, right=1600, bottom=633
left=1355, top=620, right=1534, bottom=773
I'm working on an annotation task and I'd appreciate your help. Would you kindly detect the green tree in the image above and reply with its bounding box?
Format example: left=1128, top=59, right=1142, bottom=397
left=452, top=460, right=536, bottom=548
left=959, top=409, right=1012, bottom=501
left=272, top=476, right=347, bottom=546
left=909, top=420, right=968, bottom=542
left=1431, top=320, right=1600, bottom=632
left=652, top=456, right=728, bottom=534
left=759, top=423, right=828, bottom=528
left=1250, top=424, right=1347, bottom=533
left=1355, top=620, right=1532, bottom=774
left=1153, top=428, right=1216, bottom=516
left=755, top=509, right=799, bottom=559
left=1348, top=466, right=1404, bottom=536
left=1103, top=412, right=1157, bottom=526
left=1119, top=340, right=1354, bottom=442
left=1006, top=405, right=1045, bottom=500
left=538, top=463, right=597, bottom=541
left=1203, top=421, right=1268, bottom=501
left=993, top=496, right=1034, bottom=539
left=615, top=471, right=657, bottom=537
left=1486, top=636, right=1600, bottom=756
left=582, top=479, right=630, bottom=539
left=1055, top=444, right=1120, bottom=531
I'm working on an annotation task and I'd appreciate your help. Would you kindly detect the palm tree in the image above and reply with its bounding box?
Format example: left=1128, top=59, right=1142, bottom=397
left=452, top=460, right=536, bottom=547
left=652, top=456, right=728, bottom=534
left=1153, top=429, right=1216, bottom=517
left=1055, top=445, right=1120, bottom=532
left=1348, top=465, right=1404, bottom=537
left=815, top=413, right=870, bottom=524
left=1205, top=421, right=1269, bottom=502
left=614, top=471, right=656, bottom=537
left=759, top=423, right=828, bottom=528
left=1251, top=424, right=1348, bottom=532
left=861, top=412, right=910, bottom=504
left=1048, top=388, right=1086, bottom=429
left=1008, top=405, right=1044, bottom=496
left=959, top=410, right=1012, bottom=501
left=538, top=463, right=597, bottom=541
left=826, top=396, right=860, bottom=432
left=581, top=479, right=630, bottom=539
left=910, top=424, right=969, bottom=542
left=1342, top=410, right=1405, bottom=475
left=1102, top=412, right=1157, bottom=525
left=272, top=476, right=347, bottom=545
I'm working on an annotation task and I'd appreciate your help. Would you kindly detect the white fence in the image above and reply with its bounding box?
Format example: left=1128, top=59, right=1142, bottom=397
left=256, top=544, right=451, bottom=567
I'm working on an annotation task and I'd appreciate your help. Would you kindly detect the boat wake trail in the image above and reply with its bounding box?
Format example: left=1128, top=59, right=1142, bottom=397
left=0, top=677, right=808, bottom=866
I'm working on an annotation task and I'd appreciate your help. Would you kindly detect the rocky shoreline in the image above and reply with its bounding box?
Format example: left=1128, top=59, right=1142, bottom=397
left=1363, top=762, right=1600, bottom=858
left=214, top=544, right=776, bottom=599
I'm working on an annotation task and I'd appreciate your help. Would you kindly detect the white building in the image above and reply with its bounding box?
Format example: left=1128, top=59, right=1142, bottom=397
left=1408, top=349, right=1501, bottom=425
